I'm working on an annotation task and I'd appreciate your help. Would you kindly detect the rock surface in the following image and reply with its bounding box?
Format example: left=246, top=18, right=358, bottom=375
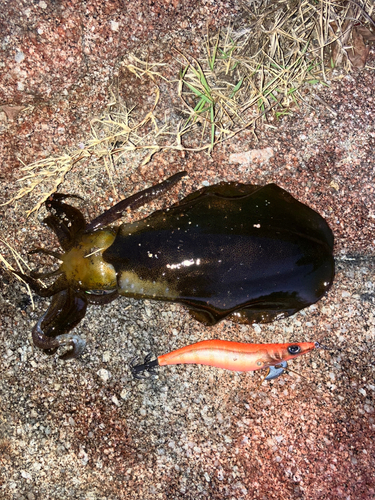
left=1, top=1, right=374, bottom=499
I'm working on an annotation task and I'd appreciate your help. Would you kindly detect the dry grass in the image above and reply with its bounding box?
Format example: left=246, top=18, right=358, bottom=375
left=177, top=0, right=375, bottom=148
left=2, top=86, right=183, bottom=215
left=2, top=74, right=215, bottom=216
left=0, top=240, right=35, bottom=308
left=3, top=0, right=374, bottom=213
left=234, top=0, right=374, bottom=74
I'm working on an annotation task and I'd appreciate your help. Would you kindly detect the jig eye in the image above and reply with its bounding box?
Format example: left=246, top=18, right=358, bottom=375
left=287, top=345, right=301, bottom=355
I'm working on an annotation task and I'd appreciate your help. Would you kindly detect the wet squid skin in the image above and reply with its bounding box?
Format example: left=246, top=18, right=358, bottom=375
left=17, top=171, right=334, bottom=359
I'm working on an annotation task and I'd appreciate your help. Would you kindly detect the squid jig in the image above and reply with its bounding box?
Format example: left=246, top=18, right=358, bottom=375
left=131, top=340, right=328, bottom=380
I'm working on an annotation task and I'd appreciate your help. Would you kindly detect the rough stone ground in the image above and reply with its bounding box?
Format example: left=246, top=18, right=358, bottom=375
left=1, top=1, right=374, bottom=499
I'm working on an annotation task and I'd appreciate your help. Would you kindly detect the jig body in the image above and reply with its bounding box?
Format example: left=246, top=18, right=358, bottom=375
left=131, top=340, right=327, bottom=380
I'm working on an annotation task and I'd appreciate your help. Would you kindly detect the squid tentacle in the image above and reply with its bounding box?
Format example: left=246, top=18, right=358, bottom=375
left=31, top=288, right=88, bottom=359
left=45, top=194, right=86, bottom=248
left=32, top=313, right=86, bottom=360
left=86, top=171, right=187, bottom=232
left=43, top=214, right=73, bottom=251
left=14, top=272, right=69, bottom=297
left=29, top=269, right=63, bottom=280
left=85, top=290, right=119, bottom=305
left=28, top=248, right=64, bottom=260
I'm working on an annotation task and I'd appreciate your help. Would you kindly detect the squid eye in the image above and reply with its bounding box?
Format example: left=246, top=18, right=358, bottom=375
left=287, top=345, right=301, bottom=355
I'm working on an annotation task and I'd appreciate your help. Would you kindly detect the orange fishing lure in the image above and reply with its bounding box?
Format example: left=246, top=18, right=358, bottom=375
left=131, top=340, right=327, bottom=380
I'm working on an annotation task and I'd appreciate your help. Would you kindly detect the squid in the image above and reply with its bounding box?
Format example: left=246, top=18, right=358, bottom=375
left=15, top=171, right=334, bottom=360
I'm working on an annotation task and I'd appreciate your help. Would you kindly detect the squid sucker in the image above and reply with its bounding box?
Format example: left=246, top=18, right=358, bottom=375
left=16, top=171, right=334, bottom=359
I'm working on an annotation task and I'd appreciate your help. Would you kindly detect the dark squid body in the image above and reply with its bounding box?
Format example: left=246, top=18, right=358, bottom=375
left=18, top=172, right=334, bottom=359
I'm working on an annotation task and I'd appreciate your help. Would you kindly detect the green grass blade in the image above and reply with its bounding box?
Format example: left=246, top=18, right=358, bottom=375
left=230, top=78, right=243, bottom=98
left=184, top=82, right=212, bottom=104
